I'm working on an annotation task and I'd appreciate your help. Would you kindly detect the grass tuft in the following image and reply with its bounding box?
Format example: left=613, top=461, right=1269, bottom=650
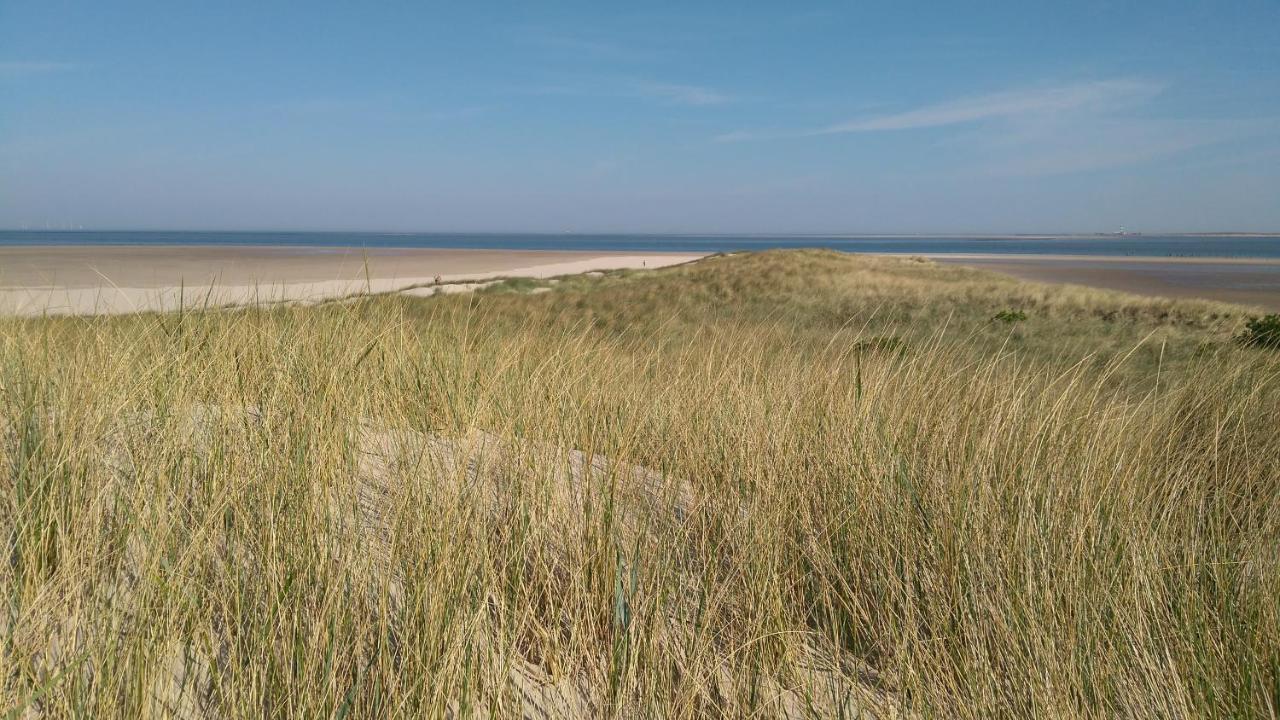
left=1237, top=313, right=1280, bottom=350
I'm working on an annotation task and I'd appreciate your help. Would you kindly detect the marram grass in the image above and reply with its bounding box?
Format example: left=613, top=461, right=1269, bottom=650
left=2, top=250, right=1277, bottom=718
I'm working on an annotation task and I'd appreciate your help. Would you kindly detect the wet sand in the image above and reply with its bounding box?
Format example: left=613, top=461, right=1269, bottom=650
left=928, top=254, right=1280, bottom=311
left=0, top=245, right=705, bottom=316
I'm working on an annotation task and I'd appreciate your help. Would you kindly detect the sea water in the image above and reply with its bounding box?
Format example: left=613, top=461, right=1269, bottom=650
left=2, top=231, right=1280, bottom=259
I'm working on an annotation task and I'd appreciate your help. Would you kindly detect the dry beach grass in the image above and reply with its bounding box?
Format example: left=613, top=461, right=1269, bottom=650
left=2, top=250, right=1278, bottom=717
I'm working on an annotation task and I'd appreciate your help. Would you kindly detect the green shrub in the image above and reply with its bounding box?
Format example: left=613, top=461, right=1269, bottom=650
left=482, top=277, right=546, bottom=294
left=1238, top=314, right=1280, bottom=350
left=992, top=309, right=1028, bottom=323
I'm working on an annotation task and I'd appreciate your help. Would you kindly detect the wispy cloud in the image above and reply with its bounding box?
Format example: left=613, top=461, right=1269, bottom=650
left=508, top=27, right=656, bottom=63
left=267, top=98, right=492, bottom=124
left=631, top=81, right=730, bottom=106
left=269, top=98, right=353, bottom=115
left=518, top=78, right=732, bottom=107
left=716, top=79, right=1164, bottom=141
left=421, top=105, right=492, bottom=122
left=714, top=77, right=1274, bottom=177
left=0, top=61, right=79, bottom=78
left=964, top=117, right=1278, bottom=177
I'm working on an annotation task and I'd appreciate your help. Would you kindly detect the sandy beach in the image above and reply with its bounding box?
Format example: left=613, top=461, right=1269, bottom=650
left=5, top=245, right=1279, bottom=316
left=0, top=245, right=706, bottom=316
left=929, top=254, right=1280, bottom=311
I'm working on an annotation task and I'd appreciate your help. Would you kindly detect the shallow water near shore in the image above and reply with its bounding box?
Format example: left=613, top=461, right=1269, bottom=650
left=4, top=230, right=1280, bottom=258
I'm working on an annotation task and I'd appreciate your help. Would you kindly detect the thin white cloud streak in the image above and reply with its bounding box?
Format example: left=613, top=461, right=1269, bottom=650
left=0, top=61, right=79, bottom=77
left=968, top=117, right=1279, bottom=177
left=825, top=79, right=1163, bottom=131
left=508, top=27, right=657, bottom=63
left=421, top=105, right=492, bottom=122
left=714, top=77, right=1277, bottom=177
left=518, top=78, right=732, bottom=106
left=632, top=81, right=730, bottom=106
left=715, top=79, right=1164, bottom=141
left=265, top=98, right=492, bottom=124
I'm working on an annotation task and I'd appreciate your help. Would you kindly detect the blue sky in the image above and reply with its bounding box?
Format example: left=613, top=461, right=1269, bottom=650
left=2, top=1, right=1278, bottom=233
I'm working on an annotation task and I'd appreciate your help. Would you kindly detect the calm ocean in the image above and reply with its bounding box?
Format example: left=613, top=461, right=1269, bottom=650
left=2, top=231, right=1280, bottom=259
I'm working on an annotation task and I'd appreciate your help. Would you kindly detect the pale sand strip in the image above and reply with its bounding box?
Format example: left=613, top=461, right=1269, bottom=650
left=919, top=253, right=1280, bottom=311
left=898, top=253, right=1280, bottom=266
left=0, top=247, right=705, bottom=317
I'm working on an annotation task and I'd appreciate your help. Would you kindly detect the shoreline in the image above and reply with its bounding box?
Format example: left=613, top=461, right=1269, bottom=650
left=925, top=254, right=1280, bottom=311
left=903, top=253, right=1280, bottom=265
left=4, top=231, right=1278, bottom=239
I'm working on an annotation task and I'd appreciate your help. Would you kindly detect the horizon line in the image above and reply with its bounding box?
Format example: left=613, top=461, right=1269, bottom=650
left=2, top=228, right=1280, bottom=238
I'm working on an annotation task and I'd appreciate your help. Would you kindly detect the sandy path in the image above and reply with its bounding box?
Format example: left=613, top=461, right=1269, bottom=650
left=0, top=246, right=705, bottom=316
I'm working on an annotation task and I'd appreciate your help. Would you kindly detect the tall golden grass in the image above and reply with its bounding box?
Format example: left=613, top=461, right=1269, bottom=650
left=2, top=251, right=1277, bottom=718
